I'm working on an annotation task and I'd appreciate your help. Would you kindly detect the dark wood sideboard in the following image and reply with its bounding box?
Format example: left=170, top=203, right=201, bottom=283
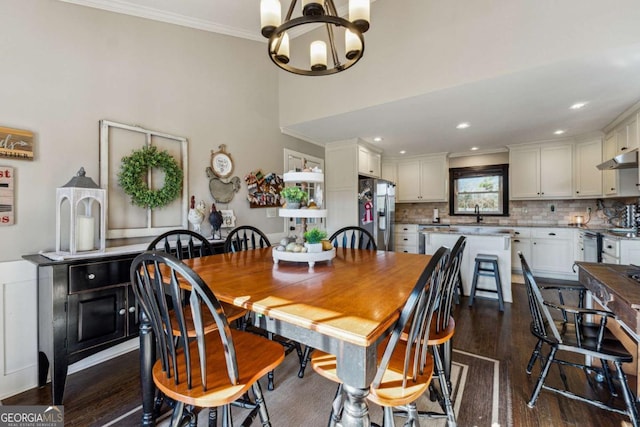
left=23, top=241, right=225, bottom=405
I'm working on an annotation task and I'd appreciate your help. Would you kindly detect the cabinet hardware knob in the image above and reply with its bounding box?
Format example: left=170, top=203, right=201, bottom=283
left=621, top=147, right=627, bottom=151
left=128, top=306, right=136, bottom=313
left=514, top=239, right=520, bottom=242
left=87, top=273, right=95, bottom=280
left=515, top=231, right=520, bottom=235
left=548, top=232, right=556, bottom=236
left=576, top=191, right=579, bottom=194
left=607, top=245, right=612, bottom=249
left=118, top=308, right=126, bottom=315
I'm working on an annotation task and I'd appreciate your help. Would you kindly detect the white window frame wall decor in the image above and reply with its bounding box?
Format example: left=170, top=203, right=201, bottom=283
left=99, top=120, right=188, bottom=239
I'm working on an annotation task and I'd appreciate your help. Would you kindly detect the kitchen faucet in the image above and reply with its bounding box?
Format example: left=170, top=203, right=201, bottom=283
left=474, top=204, right=482, bottom=223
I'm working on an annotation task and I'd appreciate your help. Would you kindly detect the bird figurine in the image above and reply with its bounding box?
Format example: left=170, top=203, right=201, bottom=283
left=209, top=203, right=224, bottom=240
left=187, top=196, right=206, bottom=233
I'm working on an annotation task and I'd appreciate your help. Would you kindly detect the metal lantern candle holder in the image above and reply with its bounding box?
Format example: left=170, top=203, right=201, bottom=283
left=55, top=167, right=106, bottom=254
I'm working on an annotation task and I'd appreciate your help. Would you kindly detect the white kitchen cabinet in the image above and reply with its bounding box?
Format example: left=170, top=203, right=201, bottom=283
left=531, top=228, right=576, bottom=276
left=620, top=240, right=640, bottom=265
left=574, top=139, right=602, bottom=198
left=396, top=153, right=448, bottom=202
left=614, top=113, right=639, bottom=155
left=603, top=119, right=640, bottom=197
left=510, top=227, right=532, bottom=272
left=394, top=223, right=419, bottom=253
left=381, top=162, right=396, bottom=184
left=325, top=140, right=381, bottom=234
left=358, top=145, right=381, bottom=178
left=509, top=143, right=573, bottom=199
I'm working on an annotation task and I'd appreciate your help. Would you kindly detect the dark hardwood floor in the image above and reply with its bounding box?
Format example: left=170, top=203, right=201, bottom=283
left=3, top=278, right=636, bottom=426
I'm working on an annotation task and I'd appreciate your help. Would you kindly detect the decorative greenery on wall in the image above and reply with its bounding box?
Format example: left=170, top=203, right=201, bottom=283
left=118, top=145, right=183, bottom=209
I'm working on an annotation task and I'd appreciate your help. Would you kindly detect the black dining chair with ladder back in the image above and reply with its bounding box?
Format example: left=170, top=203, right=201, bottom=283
left=146, top=229, right=248, bottom=424
left=311, top=246, right=450, bottom=427
left=519, top=252, right=639, bottom=427
left=130, top=251, right=284, bottom=427
left=224, top=225, right=303, bottom=391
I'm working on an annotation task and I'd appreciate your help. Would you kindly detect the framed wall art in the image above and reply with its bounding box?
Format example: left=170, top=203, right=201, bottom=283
left=220, top=209, right=236, bottom=228
left=0, top=126, right=34, bottom=160
left=99, top=120, right=188, bottom=239
left=0, top=166, right=14, bottom=225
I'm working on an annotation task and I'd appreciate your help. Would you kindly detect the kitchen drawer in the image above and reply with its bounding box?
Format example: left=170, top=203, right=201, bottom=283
left=531, top=228, right=572, bottom=239
left=601, top=252, right=620, bottom=265
left=395, top=233, right=418, bottom=246
left=602, top=237, right=620, bottom=258
left=511, top=227, right=531, bottom=238
left=69, top=257, right=134, bottom=293
left=396, top=224, right=418, bottom=233
left=395, top=244, right=418, bottom=254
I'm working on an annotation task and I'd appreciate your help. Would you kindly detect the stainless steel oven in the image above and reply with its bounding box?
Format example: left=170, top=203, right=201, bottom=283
left=583, top=231, right=602, bottom=263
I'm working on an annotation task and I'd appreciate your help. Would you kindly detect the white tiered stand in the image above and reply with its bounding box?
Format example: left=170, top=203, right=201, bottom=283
left=272, top=171, right=335, bottom=268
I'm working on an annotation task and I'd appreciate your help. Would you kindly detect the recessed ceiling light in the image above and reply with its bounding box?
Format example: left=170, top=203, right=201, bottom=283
left=373, top=137, right=383, bottom=142
left=554, top=129, right=565, bottom=135
left=399, top=150, right=406, bottom=154
left=456, top=122, right=470, bottom=129
left=470, top=147, right=479, bottom=151
left=570, top=102, right=587, bottom=110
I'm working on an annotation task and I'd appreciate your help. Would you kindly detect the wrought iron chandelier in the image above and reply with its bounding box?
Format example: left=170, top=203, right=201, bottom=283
left=260, top=0, right=370, bottom=76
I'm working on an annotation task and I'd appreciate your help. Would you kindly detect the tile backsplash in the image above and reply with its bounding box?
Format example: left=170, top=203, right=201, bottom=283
left=395, top=197, right=640, bottom=228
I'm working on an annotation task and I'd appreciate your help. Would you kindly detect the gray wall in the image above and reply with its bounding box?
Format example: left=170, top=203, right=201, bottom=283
left=0, top=1, right=323, bottom=261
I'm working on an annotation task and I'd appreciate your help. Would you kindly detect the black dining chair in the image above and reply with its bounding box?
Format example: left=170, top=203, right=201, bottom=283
left=147, top=229, right=247, bottom=330
left=130, top=251, right=284, bottom=427
left=224, top=225, right=271, bottom=253
left=519, top=252, right=639, bottom=427
left=146, top=229, right=248, bottom=422
left=311, top=246, right=450, bottom=427
left=223, top=225, right=302, bottom=390
left=422, top=235, right=466, bottom=425
left=329, top=226, right=377, bottom=250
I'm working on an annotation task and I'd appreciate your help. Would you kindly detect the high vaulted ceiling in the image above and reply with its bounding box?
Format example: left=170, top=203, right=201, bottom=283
left=60, top=0, right=640, bottom=156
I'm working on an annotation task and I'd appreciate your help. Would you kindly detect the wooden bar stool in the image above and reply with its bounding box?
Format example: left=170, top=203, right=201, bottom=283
left=468, top=254, right=504, bottom=311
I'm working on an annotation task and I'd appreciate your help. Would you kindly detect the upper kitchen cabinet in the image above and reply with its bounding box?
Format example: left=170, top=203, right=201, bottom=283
left=614, top=113, right=639, bottom=155
left=381, top=161, right=397, bottom=184
left=574, top=138, right=602, bottom=198
left=396, top=153, right=448, bottom=202
left=509, top=142, right=573, bottom=199
left=602, top=131, right=639, bottom=197
left=358, top=145, right=381, bottom=178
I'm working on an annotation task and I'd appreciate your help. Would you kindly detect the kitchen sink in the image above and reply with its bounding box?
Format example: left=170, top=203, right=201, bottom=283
left=449, top=227, right=513, bottom=235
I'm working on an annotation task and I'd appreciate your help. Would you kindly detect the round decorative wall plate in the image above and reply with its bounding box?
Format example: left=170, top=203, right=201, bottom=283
left=210, top=144, right=234, bottom=178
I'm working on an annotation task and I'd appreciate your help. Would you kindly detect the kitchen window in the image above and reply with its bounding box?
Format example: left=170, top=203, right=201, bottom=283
left=449, top=164, right=509, bottom=217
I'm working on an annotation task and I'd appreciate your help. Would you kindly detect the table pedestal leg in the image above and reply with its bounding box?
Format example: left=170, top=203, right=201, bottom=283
left=339, top=384, right=370, bottom=427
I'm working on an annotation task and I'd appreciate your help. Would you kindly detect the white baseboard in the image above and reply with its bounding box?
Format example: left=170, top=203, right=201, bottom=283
left=68, top=339, right=139, bottom=375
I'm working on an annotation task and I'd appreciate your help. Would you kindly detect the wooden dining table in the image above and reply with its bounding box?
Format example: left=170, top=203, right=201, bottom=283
left=138, top=247, right=432, bottom=427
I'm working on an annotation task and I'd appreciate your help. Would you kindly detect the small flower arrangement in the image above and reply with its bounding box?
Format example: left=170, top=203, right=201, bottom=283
left=303, top=227, right=328, bottom=244
left=280, top=186, right=307, bottom=203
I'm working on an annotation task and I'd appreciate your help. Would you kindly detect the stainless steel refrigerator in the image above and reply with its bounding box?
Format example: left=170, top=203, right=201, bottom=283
left=358, top=178, right=395, bottom=251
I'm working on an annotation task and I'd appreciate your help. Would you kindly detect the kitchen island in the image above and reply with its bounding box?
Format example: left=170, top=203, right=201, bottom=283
left=423, top=226, right=513, bottom=303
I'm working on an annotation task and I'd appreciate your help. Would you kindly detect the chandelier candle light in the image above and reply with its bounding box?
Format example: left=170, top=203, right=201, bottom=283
left=260, top=0, right=370, bottom=76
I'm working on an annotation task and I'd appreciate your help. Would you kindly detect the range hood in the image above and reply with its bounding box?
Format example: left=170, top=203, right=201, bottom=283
left=597, top=149, right=639, bottom=170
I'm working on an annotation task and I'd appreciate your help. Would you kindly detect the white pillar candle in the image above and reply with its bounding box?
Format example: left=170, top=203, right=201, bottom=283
left=76, top=215, right=95, bottom=251
left=310, top=40, right=327, bottom=70
left=271, top=32, right=290, bottom=63
left=260, top=0, right=281, bottom=37
left=349, top=0, right=370, bottom=32
left=345, top=29, right=362, bottom=59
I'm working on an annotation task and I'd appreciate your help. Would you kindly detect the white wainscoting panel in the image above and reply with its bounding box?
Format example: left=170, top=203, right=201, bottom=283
left=0, top=260, right=38, bottom=400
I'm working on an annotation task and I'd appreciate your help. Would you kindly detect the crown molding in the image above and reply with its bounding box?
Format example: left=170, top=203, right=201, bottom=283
left=58, top=0, right=264, bottom=42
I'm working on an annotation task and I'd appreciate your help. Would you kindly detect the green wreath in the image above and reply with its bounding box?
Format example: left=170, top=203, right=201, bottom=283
left=118, top=145, right=183, bottom=209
